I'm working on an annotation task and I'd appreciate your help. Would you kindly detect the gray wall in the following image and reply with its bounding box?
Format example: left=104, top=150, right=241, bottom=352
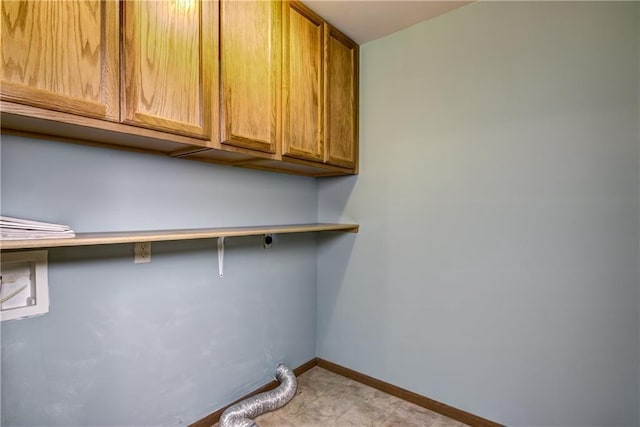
left=1, top=135, right=318, bottom=426
left=2, top=2, right=640, bottom=427
left=318, top=2, right=640, bottom=426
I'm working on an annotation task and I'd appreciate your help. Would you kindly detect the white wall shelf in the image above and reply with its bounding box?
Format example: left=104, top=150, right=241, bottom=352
left=0, top=223, right=359, bottom=250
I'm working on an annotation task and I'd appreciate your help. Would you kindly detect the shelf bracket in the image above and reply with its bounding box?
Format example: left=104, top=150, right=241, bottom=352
left=217, top=237, right=225, bottom=278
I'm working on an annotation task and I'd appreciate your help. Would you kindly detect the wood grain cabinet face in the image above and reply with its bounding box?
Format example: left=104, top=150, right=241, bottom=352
left=324, top=27, right=358, bottom=169
left=1, top=0, right=119, bottom=120
left=122, top=0, right=215, bottom=139
left=220, top=0, right=280, bottom=154
left=282, top=2, right=324, bottom=162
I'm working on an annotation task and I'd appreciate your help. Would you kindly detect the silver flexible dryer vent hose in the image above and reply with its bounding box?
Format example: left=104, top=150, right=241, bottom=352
left=220, top=364, right=297, bottom=427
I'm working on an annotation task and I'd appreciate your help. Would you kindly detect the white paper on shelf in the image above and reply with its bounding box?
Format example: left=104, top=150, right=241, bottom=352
left=0, top=216, right=75, bottom=240
left=1, top=230, right=76, bottom=240
left=0, top=216, right=72, bottom=231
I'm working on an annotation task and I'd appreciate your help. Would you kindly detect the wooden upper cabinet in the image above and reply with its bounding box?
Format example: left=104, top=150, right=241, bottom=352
left=282, top=1, right=324, bottom=162
left=1, top=0, right=119, bottom=120
left=122, top=0, right=215, bottom=139
left=0, top=0, right=358, bottom=176
left=324, top=26, right=358, bottom=169
left=220, top=0, right=280, bottom=154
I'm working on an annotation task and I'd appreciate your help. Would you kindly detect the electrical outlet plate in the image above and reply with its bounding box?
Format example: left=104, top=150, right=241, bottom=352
left=0, top=250, right=49, bottom=321
left=134, top=242, right=151, bottom=263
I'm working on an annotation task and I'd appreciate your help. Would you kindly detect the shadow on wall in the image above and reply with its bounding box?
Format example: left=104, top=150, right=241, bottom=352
left=316, top=151, right=396, bottom=367
left=316, top=233, right=357, bottom=343
left=317, top=175, right=358, bottom=223
left=315, top=173, right=359, bottom=354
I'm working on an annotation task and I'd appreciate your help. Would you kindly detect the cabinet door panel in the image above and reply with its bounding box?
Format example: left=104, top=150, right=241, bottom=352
left=1, top=0, right=118, bottom=120
left=122, top=0, right=214, bottom=138
left=220, top=0, right=280, bottom=154
left=324, top=27, right=358, bottom=169
left=282, top=2, right=323, bottom=162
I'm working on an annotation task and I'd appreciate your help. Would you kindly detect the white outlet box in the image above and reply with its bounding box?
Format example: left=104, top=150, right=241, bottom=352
left=1, top=250, right=49, bottom=321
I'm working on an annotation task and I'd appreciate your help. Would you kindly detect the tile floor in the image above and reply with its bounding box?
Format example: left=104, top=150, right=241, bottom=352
left=216, top=367, right=470, bottom=427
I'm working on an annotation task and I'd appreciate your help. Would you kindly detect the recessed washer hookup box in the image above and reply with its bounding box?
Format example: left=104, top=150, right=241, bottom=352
left=1, top=250, right=49, bottom=321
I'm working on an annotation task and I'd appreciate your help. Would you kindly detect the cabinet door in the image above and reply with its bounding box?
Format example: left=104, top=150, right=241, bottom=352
left=220, top=0, right=280, bottom=154
left=282, top=1, right=323, bottom=162
left=122, top=0, right=215, bottom=139
left=324, top=27, right=358, bottom=169
left=1, top=0, right=118, bottom=120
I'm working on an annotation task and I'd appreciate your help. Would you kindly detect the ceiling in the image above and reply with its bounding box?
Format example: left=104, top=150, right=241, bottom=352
left=301, top=1, right=473, bottom=45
